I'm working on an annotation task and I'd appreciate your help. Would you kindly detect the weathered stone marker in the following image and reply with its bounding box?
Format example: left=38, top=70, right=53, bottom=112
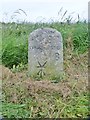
left=28, top=28, right=63, bottom=79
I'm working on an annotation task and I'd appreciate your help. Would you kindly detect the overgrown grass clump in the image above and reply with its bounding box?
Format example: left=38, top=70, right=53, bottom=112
left=2, top=22, right=88, bottom=68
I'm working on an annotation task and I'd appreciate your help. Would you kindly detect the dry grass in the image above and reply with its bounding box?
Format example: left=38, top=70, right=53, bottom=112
left=2, top=51, right=88, bottom=102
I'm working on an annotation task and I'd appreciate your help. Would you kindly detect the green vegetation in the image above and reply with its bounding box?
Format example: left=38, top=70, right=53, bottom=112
left=1, top=21, right=89, bottom=118
left=2, top=93, right=89, bottom=118
left=2, top=22, right=88, bottom=68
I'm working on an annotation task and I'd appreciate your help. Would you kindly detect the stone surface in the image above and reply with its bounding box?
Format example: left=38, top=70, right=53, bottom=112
left=28, top=28, right=63, bottom=79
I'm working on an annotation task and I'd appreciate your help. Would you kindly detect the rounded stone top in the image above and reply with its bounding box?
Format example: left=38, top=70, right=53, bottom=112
left=29, top=27, right=63, bottom=41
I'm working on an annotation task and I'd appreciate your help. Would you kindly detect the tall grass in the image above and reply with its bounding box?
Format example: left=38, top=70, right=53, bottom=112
left=2, top=9, right=88, bottom=68
left=2, top=21, right=88, bottom=68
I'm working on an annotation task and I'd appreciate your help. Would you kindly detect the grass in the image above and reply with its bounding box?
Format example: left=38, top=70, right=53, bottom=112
left=1, top=21, right=89, bottom=118
left=2, top=70, right=89, bottom=118
left=2, top=22, right=88, bottom=68
left=2, top=94, right=89, bottom=118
